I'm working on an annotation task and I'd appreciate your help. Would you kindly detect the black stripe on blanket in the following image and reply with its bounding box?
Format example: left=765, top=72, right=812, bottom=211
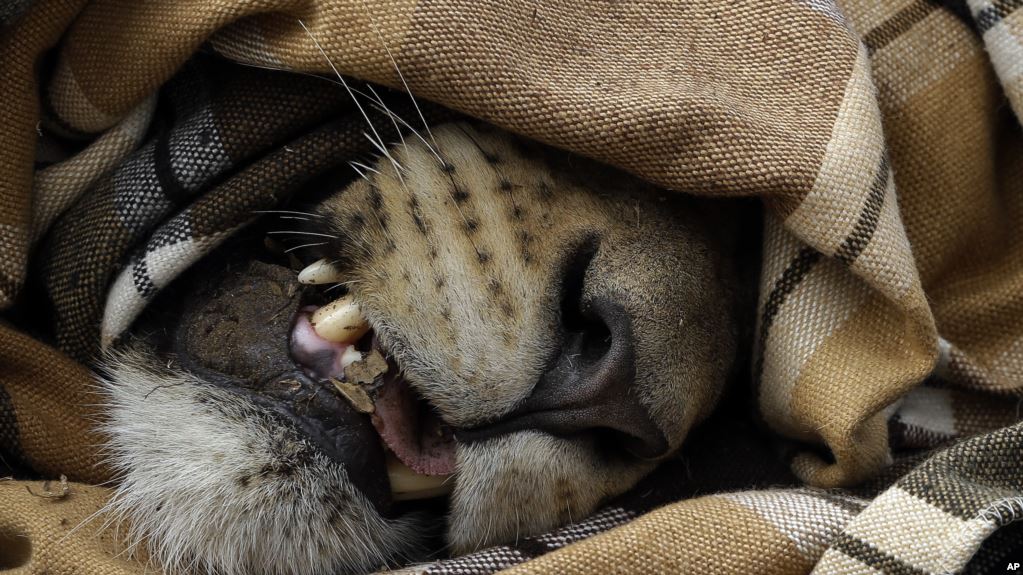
left=752, top=247, right=822, bottom=398
left=862, top=0, right=981, bottom=55
left=863, top=0, right=939, bottom=54
left=896, top=423, right=1023, bottom=521
left=832, top=533, right=929, bottom=575
left=974, top=0, right=1023, bottom=33
left=835, top=155, right=889, bottom=265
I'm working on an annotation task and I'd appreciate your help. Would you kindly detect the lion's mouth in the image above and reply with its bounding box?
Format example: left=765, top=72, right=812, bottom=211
left=289, top=302, right=457, bottom=500
left=134, top=232, right=457, bottom=517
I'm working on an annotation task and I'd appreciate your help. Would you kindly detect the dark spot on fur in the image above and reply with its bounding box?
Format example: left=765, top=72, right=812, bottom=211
left=402, top=271, right=411, bottom=282
left=500, top=301, right=514, bottom=318
left=465, top=219, right=479, bottom=233
left=385, top=240, right=397, bottom=254
left=435, top=276, right=446, bottom=289
left=369, top=187, right=384, bottom=211
left=237, top=475, right=251, bottom=488
left=484, top=152, right=501, bottom=164
left=412, top=213, right=427, bottom=234
left=408, top=197, right=428, bottom=234
left=453, top=187, right=470, bottom=203
left=429, top=247, right=438, bottom=260
left=488, top=279, right=503, bottom=295
left=477, top=251, right=491, bottom=264
left=518, top=230, right=531, bottom=248
left=536, top=182, right=552, bottom=202
left=441, top=162, right=456, bottom=174
left=537, top=181, right=554, bottom=200
left=350, top=213, right=366, bottom=230
left=499, top=179, right=513, bottom=193
left=440, top=307, right=452, bottom=321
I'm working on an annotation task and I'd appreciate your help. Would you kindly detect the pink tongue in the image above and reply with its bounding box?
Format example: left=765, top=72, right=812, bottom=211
left=372, top=374, right=457, bottom=476
left=290, top=307, right=456, bottom=476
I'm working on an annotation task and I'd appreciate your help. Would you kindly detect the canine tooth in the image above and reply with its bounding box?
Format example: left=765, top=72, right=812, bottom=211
left=311, top=296, right=370, bottom=343
left=387, top=454, right=453, bottom=501
left=298, top=258, right=345, bottom=285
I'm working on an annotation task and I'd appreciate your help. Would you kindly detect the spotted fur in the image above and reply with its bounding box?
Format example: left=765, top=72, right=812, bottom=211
left=103, top=122, right=747, bottom=574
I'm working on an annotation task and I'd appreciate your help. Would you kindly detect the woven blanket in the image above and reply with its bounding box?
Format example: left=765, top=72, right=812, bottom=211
left=1, top=0, right=1022, bottom=573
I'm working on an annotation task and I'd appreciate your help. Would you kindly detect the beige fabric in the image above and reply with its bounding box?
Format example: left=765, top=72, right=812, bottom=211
left=2, top=0, right=1023, bottom=573
left=0, top=324, right=111, bottom=485
left=5, top=0, right=943, bottom=487
left=30, top=96, right=157, bottom=243
left=501, top=491, right=859, bottom=575
left=0, top=480, right=142, bottom=574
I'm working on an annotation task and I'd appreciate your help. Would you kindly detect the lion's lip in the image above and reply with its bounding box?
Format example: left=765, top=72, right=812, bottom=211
left=141, top=258, right=394, bottom=515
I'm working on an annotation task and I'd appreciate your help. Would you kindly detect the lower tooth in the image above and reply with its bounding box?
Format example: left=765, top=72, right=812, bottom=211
left=339, top=346, right=362, bottom=371
left=386, top=453, right=453, bottom=501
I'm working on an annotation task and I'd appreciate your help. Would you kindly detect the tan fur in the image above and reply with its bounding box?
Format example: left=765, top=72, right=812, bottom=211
left=319, top=123, right=743, bottom=549
left=106, top=122, right=745, bottom=573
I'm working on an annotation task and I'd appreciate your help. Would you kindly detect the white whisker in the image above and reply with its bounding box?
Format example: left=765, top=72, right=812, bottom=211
left=267, top=230, right=339, bottom=239
left=350, top=161, right=380, bottom=175
left=284, top=242, right=328, bottom=253
left=366, top=84, right=408, bottom=154
left=363, top=97, right=445, bottom=165
left=349, top=162, right=368, bottom=179
left=297, top=19, right=404, bottom=176
left=226, top=58, right=347, bottom=88
left=357, top=0, right=440, bottom=152
left=252, top=209, right=323, bottom=218
left=363, top=132, right=407, bottom=174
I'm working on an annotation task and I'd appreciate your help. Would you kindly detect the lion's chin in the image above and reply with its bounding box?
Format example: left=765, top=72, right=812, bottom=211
left=446, top=431, right=655, bottom=554
left=97, top=346, right=429, bottom=575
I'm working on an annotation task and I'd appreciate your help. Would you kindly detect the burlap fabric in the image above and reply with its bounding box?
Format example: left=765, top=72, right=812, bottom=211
left=2, top=0, right=1022, bottom=573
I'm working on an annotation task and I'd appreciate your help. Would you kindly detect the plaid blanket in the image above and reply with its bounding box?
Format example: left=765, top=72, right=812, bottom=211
left=2, top=0, right=1023, bottom=573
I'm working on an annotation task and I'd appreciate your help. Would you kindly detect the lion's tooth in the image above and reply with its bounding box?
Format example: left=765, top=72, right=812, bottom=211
left=311, top=296, right=370, bottom=343
left=387, top=454, right=453, bottom=501
left=339, top=346, right=363, bottom=371
left=298, top=258, right=345, bottom=285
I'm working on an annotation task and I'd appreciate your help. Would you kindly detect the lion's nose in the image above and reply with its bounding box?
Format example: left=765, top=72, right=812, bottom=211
left=458, top=297, right=669, bottom=459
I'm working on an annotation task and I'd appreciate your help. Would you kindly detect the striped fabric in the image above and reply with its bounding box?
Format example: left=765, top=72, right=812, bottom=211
left=1, top=0, right=1022, bottom=573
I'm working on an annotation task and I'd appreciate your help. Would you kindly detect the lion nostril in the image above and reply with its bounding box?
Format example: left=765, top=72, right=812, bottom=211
left=558, top=239, right=613, bottom=366
left=561, top=296, right=613, bottom=370
left=458, top=297, right=669, bottom=460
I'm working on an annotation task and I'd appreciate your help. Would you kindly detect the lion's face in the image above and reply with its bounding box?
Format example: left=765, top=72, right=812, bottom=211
left=101, top=122, right=746, bottom=575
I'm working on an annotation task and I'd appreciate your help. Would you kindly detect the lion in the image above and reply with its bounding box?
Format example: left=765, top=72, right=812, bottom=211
left=100, top=120, right=753, bottom=574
